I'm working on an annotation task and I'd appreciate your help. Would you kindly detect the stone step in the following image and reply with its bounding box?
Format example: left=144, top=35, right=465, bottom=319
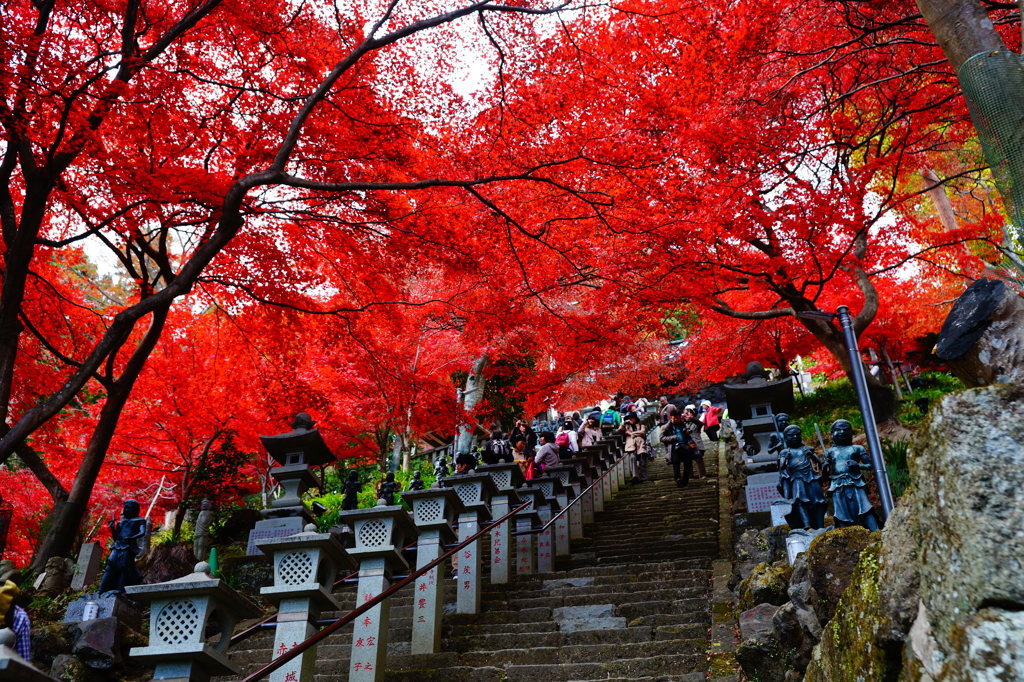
left=503, top=653, right=708, bottom=682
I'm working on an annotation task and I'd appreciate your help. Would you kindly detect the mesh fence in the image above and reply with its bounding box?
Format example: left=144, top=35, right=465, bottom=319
left=959, top=50, right=1024, bottom=252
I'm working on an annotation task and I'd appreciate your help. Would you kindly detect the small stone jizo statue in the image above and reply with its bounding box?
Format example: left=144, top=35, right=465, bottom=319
left=193, top=498, right=214, bottom=562
left=777, top=425, right=828, bottom=530
left=408, top=471, right=426, bottom=491
left=379, top=472, right=401, bottom=506
left=342, top=470, right=362, bottom=511
left=823, top=419, right=880, bottom=531
left=99, top=499, right=147, bottom=594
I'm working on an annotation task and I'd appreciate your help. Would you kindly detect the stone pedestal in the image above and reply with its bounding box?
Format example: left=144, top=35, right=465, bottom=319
left=563, top=458, right=597, bottom=524
left=335, top=502, right=418, bottom=682
left=126, top=562, right=261, bottom=682
left=400, top=487, right=463, bottom=655
left=64, top=592, right=142, bottom=632
left=256, top=526, right=356, bottom=682
left=546, top=466, right=583, bottom=540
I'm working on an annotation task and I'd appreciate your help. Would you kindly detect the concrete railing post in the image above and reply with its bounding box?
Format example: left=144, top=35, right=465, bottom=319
left=399, top=486, right=464, bottom=655
left=126, top=562, right=262, bottom=682
left=255, top=525, right=356, bottom=682
left=476, top=462, right=526, bottom=585
left=336, top=501, right=419, bottom=682
left=441, top=473, right=499, bottom=614
left=564, top=458, right=597, bottom=525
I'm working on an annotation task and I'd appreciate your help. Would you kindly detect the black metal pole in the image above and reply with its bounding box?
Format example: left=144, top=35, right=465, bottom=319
left=836, top=305, right=895, bottom=520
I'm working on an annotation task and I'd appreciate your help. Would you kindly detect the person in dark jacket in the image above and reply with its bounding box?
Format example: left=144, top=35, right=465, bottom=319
left=661, top=407, right=698, bottom=487
left=511, top=420, right=537, bottom=451
left=682, top=406, right=708, bottom=479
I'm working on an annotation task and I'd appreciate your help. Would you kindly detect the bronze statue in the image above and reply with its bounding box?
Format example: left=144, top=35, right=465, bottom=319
left=433, top=455, right=449, bottom=486
left=767, top=413, right=790, bottom=455
left=823, top=420, right=879, bottom=531
left=98, top=499, right=147, bottom=594
left=777, top=425, right=828, bottom=529
left=408, top=471, right=426, bottom=491
left=342, top=470, right=361, bottom=511
left=379, top=472, right=400, bottom=505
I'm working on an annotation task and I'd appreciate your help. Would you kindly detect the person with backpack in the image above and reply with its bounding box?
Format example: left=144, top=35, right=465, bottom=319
left=599, top=405, right=621, bottom=434
left=482, top=429, right=512, bottom=464
left=700, top=399, right=724, bottom=442
left=555, top=420, right=579, bottom=459
left=619, top=412, right=649, bottom=484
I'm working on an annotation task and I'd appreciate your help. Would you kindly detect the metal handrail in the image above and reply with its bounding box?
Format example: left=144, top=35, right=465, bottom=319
left=510, top=447, right=624, bottom=537
left=229, top=537, right=420, bottom=647
left=237, top=498, right=532, bottom=682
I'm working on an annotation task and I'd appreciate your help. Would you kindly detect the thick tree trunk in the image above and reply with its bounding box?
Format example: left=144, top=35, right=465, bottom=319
left=455, top=355, right=488, bottom=456
left=30, top=305, right=168, bottom=573
left=914, top=0, right=1007, bottom=72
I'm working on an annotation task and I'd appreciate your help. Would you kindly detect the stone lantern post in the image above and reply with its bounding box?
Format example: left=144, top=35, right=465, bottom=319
left=527, top=476, right=569, bottom=557
left=249, top=414, right=337, bottom=555
left=511, top=487, right=543, bottom=575
left=255, top=525, right=356, bottom=682
left=399, top=486, right=464, bottom=654
left=544, top=465, right=583, bottom=540
left=440, top=473, right=499, bottom=614
left=561, top=457, right=597, bottom=524
left=476, top=461, right=526, bottom=585
left=126, top=562, right=262, bottom=682
left=333, top=501, right=418, bottom=682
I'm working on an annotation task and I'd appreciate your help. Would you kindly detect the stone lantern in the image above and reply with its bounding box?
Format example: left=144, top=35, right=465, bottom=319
left=440, top=473, right=499, bottom=614
left=400, top=486, right=465, bottom=654
left=256, top=525, right=357, bottom=682
left=335, top=501, right=419, bottom=682
left=126, top=562, right=262, bottom=682
left=249, top=413, right=337, bottom=555
left=512, top=487, right=543, bottom=575
left=476, top=461, right=526, bottom=585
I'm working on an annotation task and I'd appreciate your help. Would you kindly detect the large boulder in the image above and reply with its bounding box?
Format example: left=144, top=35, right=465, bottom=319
left=876, top=493, right=919, bottom=645
left=805, top=542, right=903, bottom=681
left=806, top=525, right=879, bottom=625
left=736, top=603, right=787, bottom=682
left=910, top=383, right=1024, bottom=652
left=738, top=561, right=793, bottom=610
left=140, top=543, right=196, bottom=584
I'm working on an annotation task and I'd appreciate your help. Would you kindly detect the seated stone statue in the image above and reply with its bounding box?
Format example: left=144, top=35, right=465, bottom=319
left=777, top=425, right=828, bottom=530
left=342, top=470, right=362, bottom=511
left=98, top=499, right=148, bottom=594
left=823, top=420, right=879, bottom=531
left=379, top=472, right=401, bottom=506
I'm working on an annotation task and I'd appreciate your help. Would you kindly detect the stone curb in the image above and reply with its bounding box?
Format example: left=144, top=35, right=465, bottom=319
left=709, top=438, right=740, bottom=681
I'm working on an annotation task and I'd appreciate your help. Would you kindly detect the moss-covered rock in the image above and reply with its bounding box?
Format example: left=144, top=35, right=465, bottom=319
left=737, top=603, right=786, bottom=682
left=805, top=541, right=903, bottom=682
left=738, top=562, right=793, bottom=610
left=910, top=384, right=1024, bottom=653
left=806, top=525, right=880, bottom=624
left=942, top=606, right=1024, bottom=680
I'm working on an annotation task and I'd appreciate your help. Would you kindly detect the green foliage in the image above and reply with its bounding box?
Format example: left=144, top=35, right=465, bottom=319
left=308, top=458, right=437, bottom=531
left=897, top=371, right=966, bottom=425
left=886, top=465, right=911, bottom=498
left=791, top=379, right=863, bottom=435
left=662, top=305, right=700, bottom=342
left=791, top=372, right=965, bottom=436
left=153, top=519, right=194, bottom=545
left=881, top=438, right=909, bottom=470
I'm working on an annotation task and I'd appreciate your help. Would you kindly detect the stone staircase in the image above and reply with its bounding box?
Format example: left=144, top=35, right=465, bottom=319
left=226, top=457, right=720, bottom=682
